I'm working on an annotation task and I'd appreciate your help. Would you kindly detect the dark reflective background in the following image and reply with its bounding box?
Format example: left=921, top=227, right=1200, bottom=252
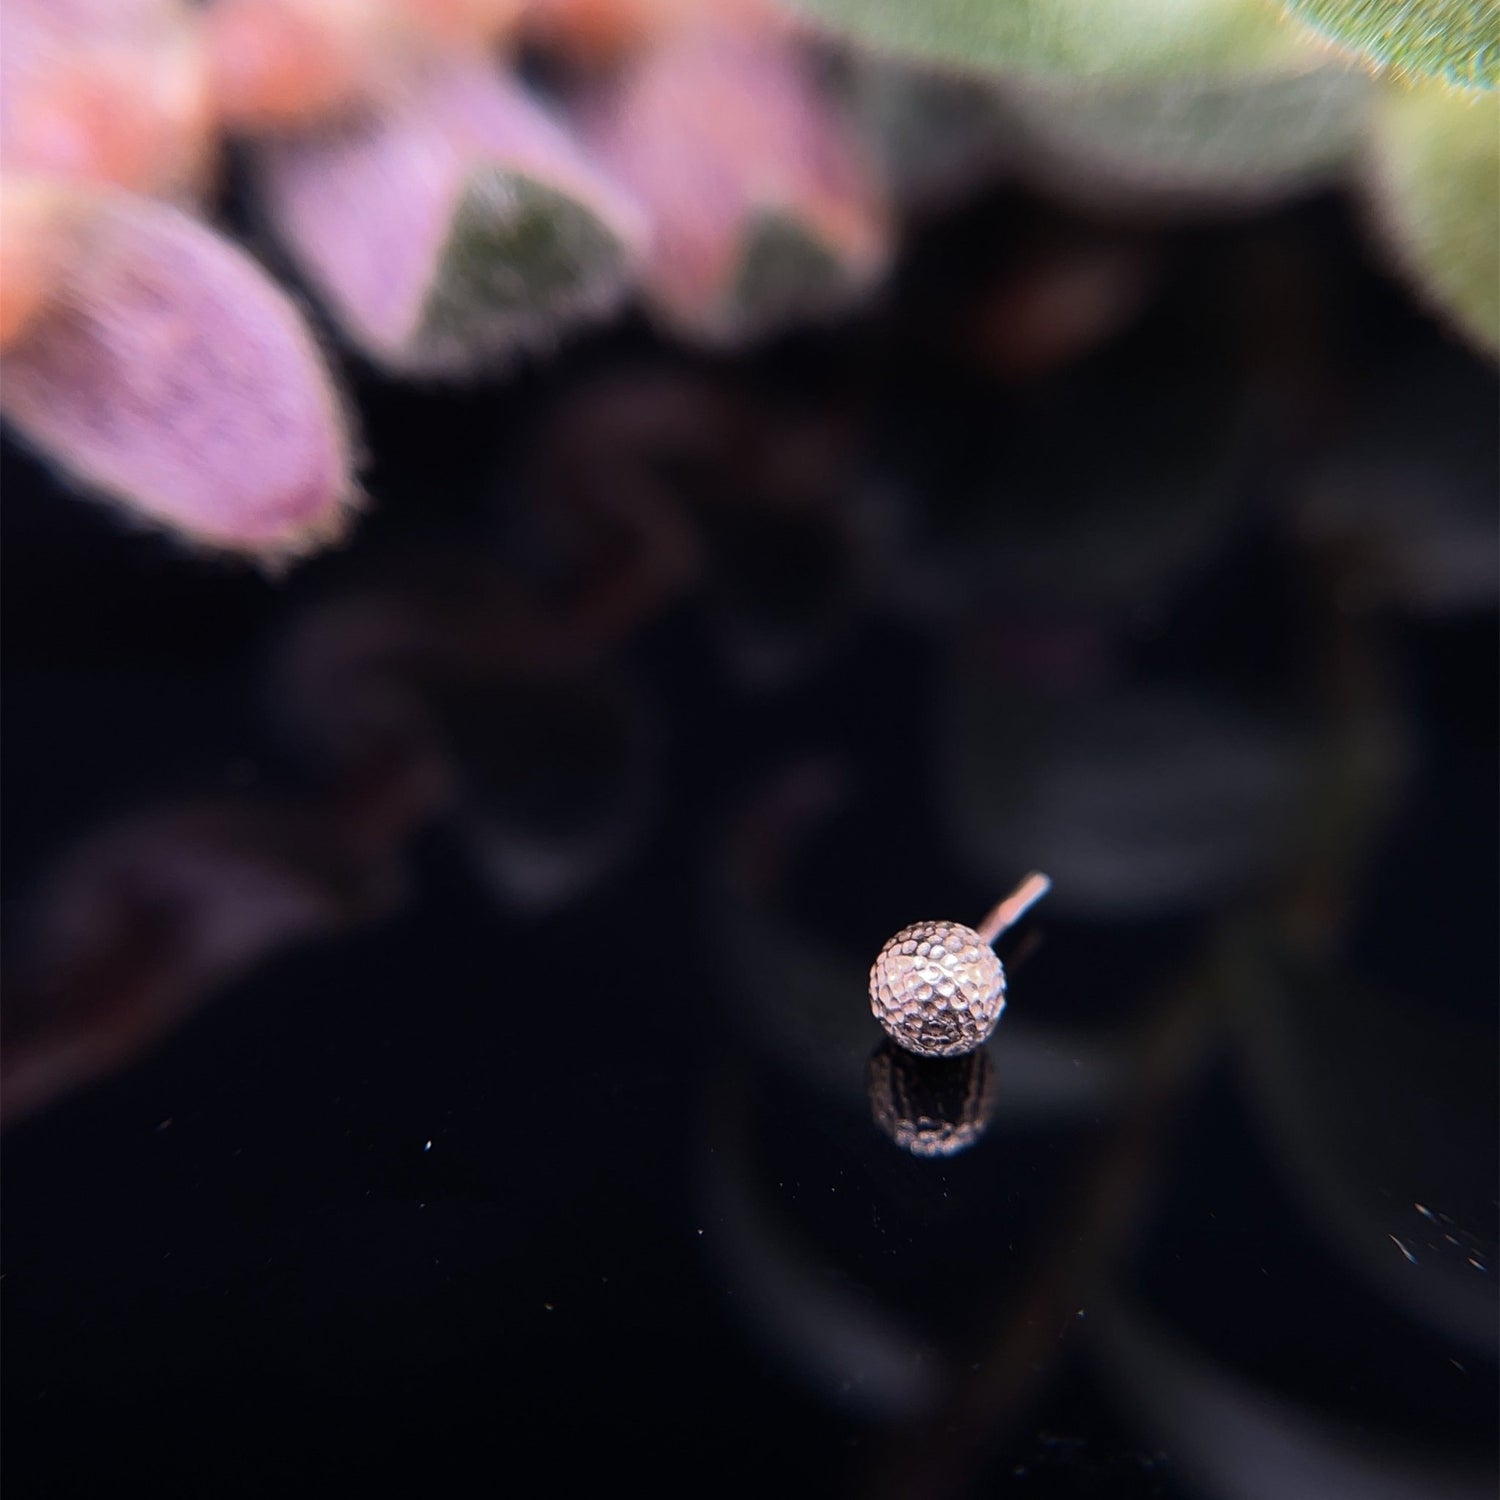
left=4, top=189, right=1497, bottom=1499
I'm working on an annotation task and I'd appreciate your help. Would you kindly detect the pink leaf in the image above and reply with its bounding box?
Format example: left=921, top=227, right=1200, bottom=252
left=256, top=60, right=647, bottom=375
left=580, top=19, right=889, bottom=342
left=0, top=188, right=357, bottom=558
left=0, top=0, right=211, bottom=198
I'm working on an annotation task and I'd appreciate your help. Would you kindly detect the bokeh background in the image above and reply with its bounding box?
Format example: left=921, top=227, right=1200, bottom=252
left=3, top=4, right=1497, bottom=1498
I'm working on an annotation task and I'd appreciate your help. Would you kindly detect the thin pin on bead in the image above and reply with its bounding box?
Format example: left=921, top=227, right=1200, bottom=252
left=976, top=871, right=1052, bottom=945
left=869, top=872, right=1052, bottom=1059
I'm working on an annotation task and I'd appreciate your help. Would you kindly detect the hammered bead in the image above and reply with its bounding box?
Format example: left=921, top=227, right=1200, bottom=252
left=869, top=919, right=1006, bottom=1058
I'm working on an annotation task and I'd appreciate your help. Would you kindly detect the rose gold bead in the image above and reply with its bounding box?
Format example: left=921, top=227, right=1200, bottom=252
left=868, top=918, right=1006, bottom=1058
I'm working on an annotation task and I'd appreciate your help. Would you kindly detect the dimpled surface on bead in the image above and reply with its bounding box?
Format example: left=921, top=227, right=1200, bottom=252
left=869, top=919, right=1006, bottom=1058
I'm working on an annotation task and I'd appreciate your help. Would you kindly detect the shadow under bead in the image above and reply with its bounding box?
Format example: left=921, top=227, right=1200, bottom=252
left=867, top=1040, right=996, bottom=1158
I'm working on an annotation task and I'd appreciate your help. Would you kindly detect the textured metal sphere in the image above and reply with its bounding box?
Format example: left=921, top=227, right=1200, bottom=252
left=867, top=1041, right=995, bottom=1158
left=869, top=919, right=1005, bottom=1057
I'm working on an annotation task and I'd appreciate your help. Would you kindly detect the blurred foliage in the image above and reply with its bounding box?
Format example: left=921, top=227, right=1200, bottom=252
left=1279, top=0, right=1498, bottom=89
left=800, top=0, right=1499, bottom=346
left=0, top=186, right=354, bottom=558
left=0, top=0, right=1495, bottom=561
left=1369, top=83, right=1500, bottom=351
left=254, top=57, right=647, bottom=374
left=998, top=65, right=1373, bottom=207
left=787, top=0, right=1304, bottom=77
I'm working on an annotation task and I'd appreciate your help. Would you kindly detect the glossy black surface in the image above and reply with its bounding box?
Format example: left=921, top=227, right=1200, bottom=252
left=4, top=192, right=1497, bottom=1499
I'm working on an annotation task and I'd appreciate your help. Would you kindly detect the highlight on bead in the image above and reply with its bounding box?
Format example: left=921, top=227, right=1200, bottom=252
left=868, top=873, right=1049, bottom=1059
left=870, top=919, right=1008, bottom=1059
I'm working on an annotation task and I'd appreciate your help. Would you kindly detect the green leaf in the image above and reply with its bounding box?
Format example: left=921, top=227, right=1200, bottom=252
left=1278, top=0, right=1499, bottom=91
left=411, top=169, right=635, bottom=370
left=1367, top=81, right=1499, bottom=352
left=784, top=0, right=1312, bottom=79
left=1006, top=63, right=1373, bottom=205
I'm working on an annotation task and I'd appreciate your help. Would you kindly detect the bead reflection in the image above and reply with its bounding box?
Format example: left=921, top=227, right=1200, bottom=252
left=867, top=1039, right=996, bottom=1159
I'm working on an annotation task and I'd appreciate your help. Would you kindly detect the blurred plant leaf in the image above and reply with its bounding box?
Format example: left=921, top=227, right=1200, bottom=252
left=385, top=0, right=524, bottom=48
left=1278, top=0, right=1499, bottom=91
left=257, top=60, right=647, bottom=375
left=205, top=0, right=528, bottom=132
left=1366, top=80, right=1499, bottom=352
left=0, top=188, right=356, bottom=558
left=783, top=0, right=1312, bottom=79
left=0, top=177, right=76, bottom=349
left=581, top=21, right=888, bottom=341
left=0, top=0, right=211, bottom=197
left=204, top=0, right=386, bottom=131
left=1006, top=62, right=1374, bottom=207
left=521, top=0, right=707, bottom=63
left=1, top=790, right=401, bottom=1126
